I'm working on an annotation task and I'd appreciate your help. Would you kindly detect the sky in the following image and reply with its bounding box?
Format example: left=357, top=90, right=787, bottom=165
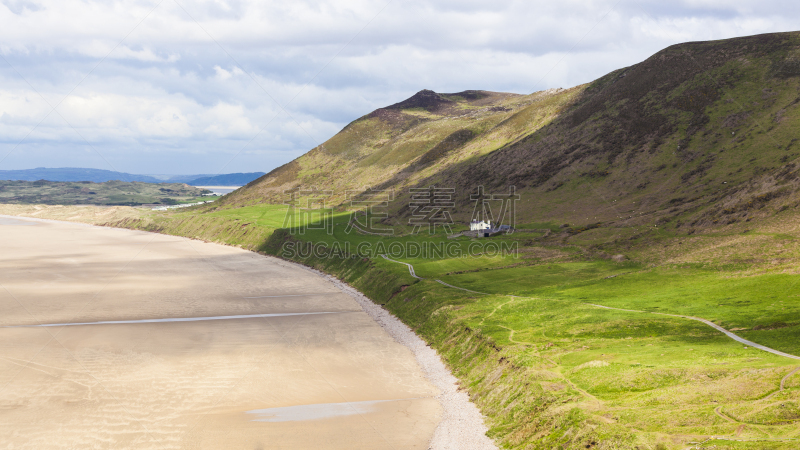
left=1, top=1, right=799, bottom=175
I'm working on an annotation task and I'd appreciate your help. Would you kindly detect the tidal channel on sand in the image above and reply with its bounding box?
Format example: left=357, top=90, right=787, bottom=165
left=0, top=217, right=441, bottom=449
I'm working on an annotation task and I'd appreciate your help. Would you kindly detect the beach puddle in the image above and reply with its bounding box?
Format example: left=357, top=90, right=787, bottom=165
left=2, top=312, right=344, bottom=328
left=0, top=217, right=38, bottom=226
left=242, top=293, right=333, bottom=299
left=246, top=399, right=399, bottom=422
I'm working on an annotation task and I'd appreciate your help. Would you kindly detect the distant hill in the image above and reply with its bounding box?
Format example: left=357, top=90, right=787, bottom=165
left=0, top=167, right=163, bottom=183
left=186, top=172, right=266, bottom=186
left=164, top=174, right=215, bottom=183
left=0, top=168, right=265, bottom=186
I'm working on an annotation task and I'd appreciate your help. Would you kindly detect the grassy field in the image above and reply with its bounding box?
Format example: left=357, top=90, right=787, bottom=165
left=374, top=241, right=800, bottom=448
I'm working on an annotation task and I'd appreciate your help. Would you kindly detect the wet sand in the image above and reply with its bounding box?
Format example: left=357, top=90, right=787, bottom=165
left=0, top=217, right=441, bottom=449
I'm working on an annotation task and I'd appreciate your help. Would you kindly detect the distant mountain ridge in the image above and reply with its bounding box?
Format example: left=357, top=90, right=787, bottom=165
left=0, top=168, right=265, bottom=186
left=0, top=167, right=163, bottom=183
left=186, top=173, right=266, bottom=186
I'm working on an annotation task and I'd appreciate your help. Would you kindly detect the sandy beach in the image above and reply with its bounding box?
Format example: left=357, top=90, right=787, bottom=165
left=0, top=216, right=442, bottom=449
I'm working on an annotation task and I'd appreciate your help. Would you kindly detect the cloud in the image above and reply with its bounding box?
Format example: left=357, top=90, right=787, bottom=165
left=1, top=0, right=41, bottom=15
left=0, top=0, right=799, bottom=174
left=214, top=65, right=244, bottom=80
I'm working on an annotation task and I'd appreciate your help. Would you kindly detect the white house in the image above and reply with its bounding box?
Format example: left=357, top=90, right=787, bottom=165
left=470, top=220, right=492, bottom=231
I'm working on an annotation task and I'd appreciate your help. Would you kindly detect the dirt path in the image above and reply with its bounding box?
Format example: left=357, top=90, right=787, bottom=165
left=381, top=254, right=422, bottom=279
left=760, top=366, right=800, bottom=402
left=714, top=406, right=737, bottom=423
left=588, top=304, right=800, bottom=361
left=781, top=366, right=800, bottom=390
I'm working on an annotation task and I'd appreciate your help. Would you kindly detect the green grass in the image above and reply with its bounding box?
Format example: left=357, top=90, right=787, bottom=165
left=203, top=203, right=294, bottom=230
left=382, top=272, right=800, bottom=449
left=364, top=243, right=800, bottom=447
left=435, top=261, right=634, bottom=294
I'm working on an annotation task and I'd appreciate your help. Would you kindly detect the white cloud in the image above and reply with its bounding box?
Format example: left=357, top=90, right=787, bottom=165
left=213, top=65, right=244, bottom=80
left=214, top=65, right=232, bottom=80
left=200, top=102, right=256, bottom=137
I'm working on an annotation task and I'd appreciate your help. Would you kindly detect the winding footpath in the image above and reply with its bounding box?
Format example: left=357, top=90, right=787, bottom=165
left=382, top=254, right=800, bottom=446
left=588, top=304, right=800, bottom=361
left=380, top=255, right=800, bottom=362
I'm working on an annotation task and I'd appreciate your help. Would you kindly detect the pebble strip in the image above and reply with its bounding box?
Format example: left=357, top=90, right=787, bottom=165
left=280, top=258, right=499, bottom=450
